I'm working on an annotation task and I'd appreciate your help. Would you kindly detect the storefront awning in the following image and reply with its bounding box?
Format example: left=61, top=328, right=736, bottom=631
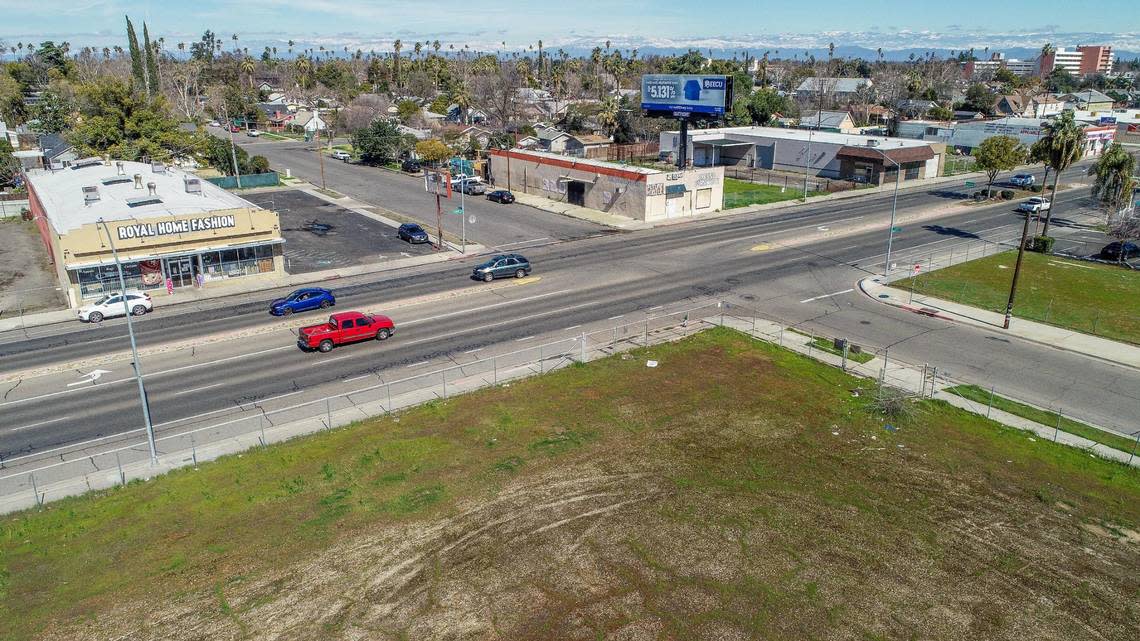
left=65, top=238, right=285, bottom=270
left=557, top=174, right=597, bottom=184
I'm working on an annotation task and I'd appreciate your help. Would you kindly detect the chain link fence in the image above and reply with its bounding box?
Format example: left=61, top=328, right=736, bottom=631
left=4, top=296, right=1136, bottom=513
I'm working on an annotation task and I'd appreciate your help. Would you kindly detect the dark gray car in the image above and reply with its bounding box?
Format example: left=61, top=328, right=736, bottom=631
left=472, top=254, right=531, bottom=281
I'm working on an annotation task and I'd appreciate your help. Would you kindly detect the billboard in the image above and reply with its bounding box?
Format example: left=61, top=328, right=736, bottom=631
left=641, top=74, right=731, bottom=117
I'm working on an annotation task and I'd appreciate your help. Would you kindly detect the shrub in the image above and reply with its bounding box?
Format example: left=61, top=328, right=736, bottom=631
left=1029, top=235, right=1055, bottom=253
left=973, top=191, right=987, bottom=202
left=1000, top=189, right=1015, bottom=200
left=1030, top=184, right=1043, bottom=193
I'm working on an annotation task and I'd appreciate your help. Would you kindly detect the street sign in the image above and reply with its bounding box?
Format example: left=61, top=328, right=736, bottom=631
left=964, top=181, right=976, bottom=188
left=913, top=264, right=922, bottom=275
left=450, top=207, right=464, bottom=215
left=890, top=226, right=902, bottom=233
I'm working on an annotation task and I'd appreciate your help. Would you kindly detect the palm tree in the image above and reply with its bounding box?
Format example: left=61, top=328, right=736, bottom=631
left=288, top=40, right=294, bottom=54
left=232, top=34, right=239, bottom=51
left=450, top=82, right=472, bottom=124
left=240, top=57, right=256, bottom=89
left=597, top=97, right=619, bottom=136
left=1089, top=143, right=1136, bottom=212
left=1038, top=111, right=1084, bottom=236
left=295, top=56, right=312, bottom=89
left=393, top=39, right=402, bottom=87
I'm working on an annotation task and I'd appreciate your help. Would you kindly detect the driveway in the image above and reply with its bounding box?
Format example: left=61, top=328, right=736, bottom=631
left=236, top=138, right=607, bottom=251
left=243, top=190, right=436, bottom=274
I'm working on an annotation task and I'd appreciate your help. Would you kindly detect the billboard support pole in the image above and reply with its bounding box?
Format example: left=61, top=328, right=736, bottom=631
left=677, top=116, right=689, bottom=169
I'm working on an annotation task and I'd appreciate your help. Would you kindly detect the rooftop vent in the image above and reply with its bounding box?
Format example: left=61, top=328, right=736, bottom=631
left=133, top=173, right=143, bottom=189
left=71, top=157, right=103, bottom=170
left=101, top=176, right=132, bottom=186
left=151, top=161, right=166, bottom=174
left=116, top=161, right=125, bottom=176
left=82, top=185, right=100, bottom=205
left=48, top=160, right=64, bottom=171
left=184, top=177, right=202, bottom=194
left=126, top=195, right=163, bottom=207
left=147, top=182, right=157, bottom=196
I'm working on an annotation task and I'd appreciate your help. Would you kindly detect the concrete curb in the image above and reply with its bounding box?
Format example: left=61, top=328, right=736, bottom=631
left=857, top=277, right=1140, bottom=373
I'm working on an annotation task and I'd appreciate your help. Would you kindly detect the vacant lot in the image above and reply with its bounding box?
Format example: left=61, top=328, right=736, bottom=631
left=0, top=218, right=67, bottom=316
left=723, top=177, right=825, bottom=208
left=901, top=250, right=1140, bottom=345
left=2, top=329, right=1137, bottom=640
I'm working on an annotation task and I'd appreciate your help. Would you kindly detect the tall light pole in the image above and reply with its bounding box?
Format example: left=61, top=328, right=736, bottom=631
left=864, top=141, right=902, bottom=277
left=97, top=218, right=158, bottom=465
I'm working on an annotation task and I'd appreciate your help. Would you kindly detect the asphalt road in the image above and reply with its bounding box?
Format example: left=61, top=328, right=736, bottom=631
left=3, top=179, right=1137, bottom=462
left=236, top=137, right=606, bottom=250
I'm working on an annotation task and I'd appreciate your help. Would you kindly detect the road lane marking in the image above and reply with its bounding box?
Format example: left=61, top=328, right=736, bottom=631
left=515, top=335, right=536, bottom=342
left=174, top=383, right=225, bottom=396
left=8, top=416, right=72, bottom=433
left=237, top=390, right=304, bottom=407
left=608, top=315, right=624, bottom=320
left=564, top=324, right=581, bottom=330
left=342, top=374, right=372, bottom=382
left=800, top=289, right=855, bottom=303
left=407, top=360, right=432, bottom=368
left=496, top=237, right=550, bottom=249
left=464, top=348, right=484, bottom=354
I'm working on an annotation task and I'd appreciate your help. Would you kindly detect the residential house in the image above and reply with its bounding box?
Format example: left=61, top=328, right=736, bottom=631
left=38, top=133, right=76, bottom=168
left=794, top=77, right=873, bottom=101
left=517, top=88, right=552, bottom=103
left=447, top=104, right=488, bottom=125
left=397, top=124, right=431, bottom=140
left=0, top=120, right=17, bottom=148
left=515, top=135, right=540, bottom=148
left=256, top=102, right=294, bottom=131
left=290, top=110, right=327, bottom=133
left=850, top=104, right=894, bottom=126
left=896, top=99, right=938, bottom=118
left=1058, top=90, right=1116, bottom=112
left=565, top=134, right=612, bottom=158
left=953, top=110, right=986, bottom=121
left=458, top=126, right=493, bottom=148
left=537, top=126, right=572, bottom=153
left=992, top=94, right=1064, bottom=119
left=799, top=110, right=858, bottom=133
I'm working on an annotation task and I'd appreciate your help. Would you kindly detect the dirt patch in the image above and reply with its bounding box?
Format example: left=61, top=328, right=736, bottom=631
left=6, top=330, right=1138, bottom=640
left=0, top=219, right=67, bottom=317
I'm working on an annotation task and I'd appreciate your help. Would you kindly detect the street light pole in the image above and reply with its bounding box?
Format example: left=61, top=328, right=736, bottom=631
left=97, top=218, right=158, bottom=465
left=865, top=142, right=902, bottom=277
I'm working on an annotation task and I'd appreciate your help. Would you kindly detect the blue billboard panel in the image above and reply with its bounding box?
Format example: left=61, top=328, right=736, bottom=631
left=641, top=74, right=731, bottom=115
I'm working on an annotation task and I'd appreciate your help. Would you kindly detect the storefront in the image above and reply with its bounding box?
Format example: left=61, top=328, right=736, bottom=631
left=25, top=159, right=284, bottom=307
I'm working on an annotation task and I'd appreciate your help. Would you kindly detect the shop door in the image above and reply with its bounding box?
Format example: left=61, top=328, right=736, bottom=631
left=567, top=181, right=585, bottom=206
left=167, top=256, right=196, bottom=288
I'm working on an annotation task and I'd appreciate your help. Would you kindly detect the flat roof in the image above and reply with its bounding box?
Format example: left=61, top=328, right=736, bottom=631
left=492, top=148, right=660, bottom=175
left=26, top=160, right=259, bottom=234
left=683, top=126, right=932, bottom=149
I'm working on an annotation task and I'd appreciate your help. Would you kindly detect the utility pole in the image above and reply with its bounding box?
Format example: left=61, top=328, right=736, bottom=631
left=223, top=106, right=243, bottom=189
left=435, top=191, right=443, bottom=250
left=1003, top=199, right=1035, bottom=329
left=97, top=218, right=158, bottom=465
left=315, top=119, right=327, bottom=191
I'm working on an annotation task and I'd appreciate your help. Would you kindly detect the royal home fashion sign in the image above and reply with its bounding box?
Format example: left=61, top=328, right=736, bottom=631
left=116, top=215, right=237, bottom=240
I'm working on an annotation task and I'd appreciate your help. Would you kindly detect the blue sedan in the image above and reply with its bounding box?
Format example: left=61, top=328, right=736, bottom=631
left=397, top=222, right=430, bottom=244
left=269, top=288, right=336, bottom=316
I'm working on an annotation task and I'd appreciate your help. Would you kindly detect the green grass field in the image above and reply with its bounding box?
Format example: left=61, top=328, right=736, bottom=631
left=2, top=329, right=1137, bottom=640
left=946, top=384, right=1139, bottom=453
left=900, top=251, right=1140, bottom=345
left=723, top=177, right=825, bottom=208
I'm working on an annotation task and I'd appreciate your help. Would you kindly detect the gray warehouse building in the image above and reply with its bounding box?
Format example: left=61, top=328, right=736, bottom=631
left=659, top=126, right=943, bottom=186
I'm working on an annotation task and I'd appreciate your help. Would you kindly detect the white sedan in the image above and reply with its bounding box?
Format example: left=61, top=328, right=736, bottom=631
left=78, top=291, right=153, bottom=323
left=331, top=150, right=351, bottom=161
left=1016, top=197, right=1051, bottom=214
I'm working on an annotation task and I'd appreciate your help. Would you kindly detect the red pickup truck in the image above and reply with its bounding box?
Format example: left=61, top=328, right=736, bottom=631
left=297, top=311, right=395, bottom=353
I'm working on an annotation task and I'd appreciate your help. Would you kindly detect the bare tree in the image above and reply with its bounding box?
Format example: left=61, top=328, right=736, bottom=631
left=339, top=93, right=393, bottom=132
left=474, top=62, right=521, bottom=127
left=167, top=60, right=205, bottom=120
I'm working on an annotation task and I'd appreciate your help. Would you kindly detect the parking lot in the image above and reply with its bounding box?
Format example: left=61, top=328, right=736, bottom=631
left=243, top=190, right=436, bottom=274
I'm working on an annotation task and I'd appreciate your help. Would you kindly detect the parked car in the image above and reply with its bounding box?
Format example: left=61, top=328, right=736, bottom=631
left=246, top=129, right=261, bottom=137
left=207, top=120, right=220, bottom=127
left=472, top=254, right=531, bottom=282
left=397, top=222, right=430, bottom=244
left=269, top=288, right=335, bottom=316
left=487, top=189, right=515, bottom=204
left=1016, top=197, right=1051, bottom=214
left=331, top=150, right=351, bottom=161
left=1099, top=241, right=1140, bottom=261
left=229, top=125, right=241, bottom=133
left=78, top=290, right=153, bottom=323
left=401, top=159, right=422, bottom=173
left=297, top=312, right=395, bottom=353
left=457, top=180, right=485, bottom=195
left=1009, top=174, right=1036, bottom=187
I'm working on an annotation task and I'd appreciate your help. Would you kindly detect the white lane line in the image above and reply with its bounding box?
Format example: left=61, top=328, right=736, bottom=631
left=647, top=306, right=663, bottom=312
left=496, top=237, right=550, bottom=249
left=342, top=374, right=372, bottom=383
left=608, top=315, right=624, bottom=320
left=406, top=360, right=432, bottom=368
left=401, top=289, right=570, bottom=326
left=8, top=415, right=72, bottom=433
left=800, top=288, right=855, bottom=304
left=174, top=383, right=225, bottom=396
left=464, top=347, right=484, bottom=354
left=515, top=335, right=536, bottom=342
left=564, top=324, right=581, bottom=330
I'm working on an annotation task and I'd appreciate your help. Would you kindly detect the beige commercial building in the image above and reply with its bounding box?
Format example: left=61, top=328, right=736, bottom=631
left=25, top=158, right=284, bottom=307
left=488, top=149, right=724, bottom=222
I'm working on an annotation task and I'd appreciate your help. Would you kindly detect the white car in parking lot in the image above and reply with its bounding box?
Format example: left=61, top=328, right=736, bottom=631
left=78, top=291, right=153, bottom=323
left=331, top=150, right=351, bottom=161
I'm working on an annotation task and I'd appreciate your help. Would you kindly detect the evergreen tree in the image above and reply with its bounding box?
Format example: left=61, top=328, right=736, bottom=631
left=143, top=22, right=160, bottom=96
left=125, top=16, right=146, bottom=92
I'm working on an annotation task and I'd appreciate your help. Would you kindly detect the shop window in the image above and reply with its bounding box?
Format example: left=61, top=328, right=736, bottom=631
left=904, top=164, right=920, bottom=180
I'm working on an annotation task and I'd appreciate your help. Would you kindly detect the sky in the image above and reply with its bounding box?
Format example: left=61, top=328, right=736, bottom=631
left=1, top=0, right=1138, bottom=56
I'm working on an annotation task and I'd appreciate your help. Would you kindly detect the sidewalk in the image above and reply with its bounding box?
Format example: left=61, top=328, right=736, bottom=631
left=510, top=161, right=1088, bottom=230
left=859, top=277, right=1140, bottom=371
